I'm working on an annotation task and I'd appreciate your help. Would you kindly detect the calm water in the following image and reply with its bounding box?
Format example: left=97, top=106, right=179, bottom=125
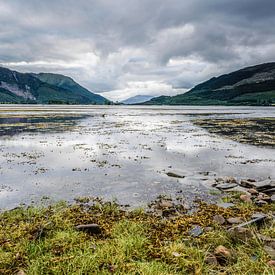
left=0, top=105, right=274, bottom=209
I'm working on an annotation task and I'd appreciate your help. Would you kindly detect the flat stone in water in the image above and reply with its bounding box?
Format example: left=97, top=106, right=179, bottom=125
left=216, top=183, right=238, bottom=190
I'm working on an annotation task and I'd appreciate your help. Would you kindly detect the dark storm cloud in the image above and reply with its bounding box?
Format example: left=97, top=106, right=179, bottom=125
left=0, top=0, right=275, bottom=100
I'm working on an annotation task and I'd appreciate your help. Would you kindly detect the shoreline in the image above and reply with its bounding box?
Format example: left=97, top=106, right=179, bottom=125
left=1, top=191, right=274, bottom=274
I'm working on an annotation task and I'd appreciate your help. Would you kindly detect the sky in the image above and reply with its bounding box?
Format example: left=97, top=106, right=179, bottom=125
left=0, top=0, right=275, bottom=101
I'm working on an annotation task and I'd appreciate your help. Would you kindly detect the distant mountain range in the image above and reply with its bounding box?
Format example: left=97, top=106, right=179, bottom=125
left=121, top=95, right=155, bottom=104
left=0, top=67, right=110, bottom=104
left=144, top=63, right=275, bottom=106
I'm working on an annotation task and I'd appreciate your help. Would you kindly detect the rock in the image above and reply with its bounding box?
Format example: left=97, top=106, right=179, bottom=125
left=255, top=200, right=268, bottom=206
left=229, top=213, right=267, bottom=230
left=271, top=195, right=275, bottom=202
left=264, top=246, right=275, bottom=260
left=254, top=180, right=275, bottom=192
left=247, top=178, right=256, bottom=182
left=257, top=193, right=271, bottom=201
left=228, top=227, right=253, bottom=241
left=224, top=176, right=238, bottom=184
left=166, top=172, right=185, bottom=178
left=267, top=260, right=275, bottom=267
left=162, top=208, right=177, bottom=217
left=75, top=224, right=101, bottom=234
left=240, top=180, right=255, bottom=188
left=16, top=271, right=26, bottom=275
left=217, top=202, right=235, bottom=209
left=247, top=188, right=258, bottom=195
left=213, top=215, right=226, bottom=225
left=205, top=253, right=218, bottom=265
left=214, top=245, right=232, bottom=260
left=227, top=217, right=243, bottom=224
left=172, top=252, right=181, bottom=257
left=204, top=227, right=214, bottom=232
left=189, top=225, right=203, bottom=237
left=216, top=183, right=238, bottom=190
left=215, top=177, right=224, bottom=183
left=264, top=188, right=275, bottom=195
left=240, top=194, right=252, bottom=203
left=158, top=200, right=173, bottom=208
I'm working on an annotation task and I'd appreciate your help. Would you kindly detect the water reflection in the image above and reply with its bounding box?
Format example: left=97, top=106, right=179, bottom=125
left=0, top=105, right=274, bottom=209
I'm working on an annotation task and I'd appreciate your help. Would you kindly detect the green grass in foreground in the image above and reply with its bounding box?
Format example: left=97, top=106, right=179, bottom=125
left=0, top=196, right=274, bottom=274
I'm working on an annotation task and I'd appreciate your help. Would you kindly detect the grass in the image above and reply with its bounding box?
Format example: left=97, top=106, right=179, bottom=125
left=0, top=197, right=274, bottom=274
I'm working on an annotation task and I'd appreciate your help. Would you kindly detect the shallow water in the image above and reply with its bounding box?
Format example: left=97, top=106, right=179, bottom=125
left=0, top=105, right=274, bottom=209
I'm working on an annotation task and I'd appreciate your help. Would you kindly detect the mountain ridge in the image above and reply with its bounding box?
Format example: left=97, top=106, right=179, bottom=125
left=0, top=67, right=110, bottom=104
left=144, top=62, right=275, bottom=106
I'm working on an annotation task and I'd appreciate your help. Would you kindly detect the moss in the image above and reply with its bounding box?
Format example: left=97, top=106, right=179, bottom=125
left=0, top=196, right=274, bottom=274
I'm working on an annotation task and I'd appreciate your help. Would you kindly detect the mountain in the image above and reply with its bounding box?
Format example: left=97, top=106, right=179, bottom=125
left=144, top=62, right=275, bottom=106
left=121, top=95, right=155, bottom=104
left=0, top=67, right=110, bottom=104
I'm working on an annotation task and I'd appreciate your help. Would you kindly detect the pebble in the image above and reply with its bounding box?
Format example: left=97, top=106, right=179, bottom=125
left=267, top=260, right=275, bottom=267
left=217, top=202, right=235, bottom=209
left=216, top=183, right=238, bottom=190
left=75, top=224, right=101, bottom=234
left=247, top=188, right=258, bottom=195
left=240, top=194, right=252, bottom=203
left=205, top=253, right=218, bottom=265
left=227, top=217, right=243, bottom=224
left=189, top=225, right=203, bottom=237
left=264, top=246, right=275, bottom=260
left=240, top=180, right=255, bottom=188
left=214, top=245, right=232, bottom=259
left=213, top=215, right=225, bottom=225
left=159, top=200, right=173, bottom=208
left=172, top=252, right=181, bottom=257
left=257, top=193, right=271, bottom=201
left=255, top=200, right=268, bottom=206
left=228, top=227, right=253, bottom=241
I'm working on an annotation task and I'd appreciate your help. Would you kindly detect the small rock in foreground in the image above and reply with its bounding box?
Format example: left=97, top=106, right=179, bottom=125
left=75, top=224, right=101, bottom=234
left=213, top=215, right=225, bottom=225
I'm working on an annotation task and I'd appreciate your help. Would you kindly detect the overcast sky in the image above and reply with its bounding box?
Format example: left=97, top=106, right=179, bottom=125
left=0, top=0, right=275, bottom=101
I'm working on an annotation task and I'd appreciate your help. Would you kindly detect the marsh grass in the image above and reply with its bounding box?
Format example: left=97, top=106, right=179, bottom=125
left=0, top=197, right=274, bottom=274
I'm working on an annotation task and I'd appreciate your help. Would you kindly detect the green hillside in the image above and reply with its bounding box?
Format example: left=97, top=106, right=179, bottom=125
left=144, top=63, right=275, bottom=106
left=0, top=67, right=110, bottom=104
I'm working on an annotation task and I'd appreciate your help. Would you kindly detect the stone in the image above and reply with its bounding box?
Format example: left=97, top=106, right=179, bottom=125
left=247, top=188, right=258, bottom=195
left=267, top=260, right=275, bottom=267
left=214, top=245, right=232, bottom=260
left=240, top=180, right=255, bottom=188
left=75, top=224, right=101, bottom=234
left=217, top=202, right=235, bottom=209
left=224, top=176, right=238, bottom=184
left=213, top=215, right=226, bottom=225
left=271, top=195, right=275, bottom=202
left=264, top=246, right=275, bottom=260
left=255, top=200, right=268, bottom=206
left=257, top=193, right=271, bottom=201
left=216, top=183, right=238, bottom=190
left=172, top=252, right=181, bottom=257
left=159, top=200, right=173, bottom=208
left=228, top=227, right=253, bottom=241
left=204, top=227, right=214, bottom=232
left=166, top=172, right=185, bottom=178
left=16, top=271, right=26, bottom=275
left=205, top=253, right=218, bottom=265
left=227, top=217, right=243, bottom=224
left=240, top=194, right=252, bottom=203
left=254, top=180, right=275, bottom=192
left=189, top=225, right=203, bottom=237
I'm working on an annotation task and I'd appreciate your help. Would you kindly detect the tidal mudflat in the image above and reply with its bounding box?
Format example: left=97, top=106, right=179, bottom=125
left=0, top=105, right=274, bottom=209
